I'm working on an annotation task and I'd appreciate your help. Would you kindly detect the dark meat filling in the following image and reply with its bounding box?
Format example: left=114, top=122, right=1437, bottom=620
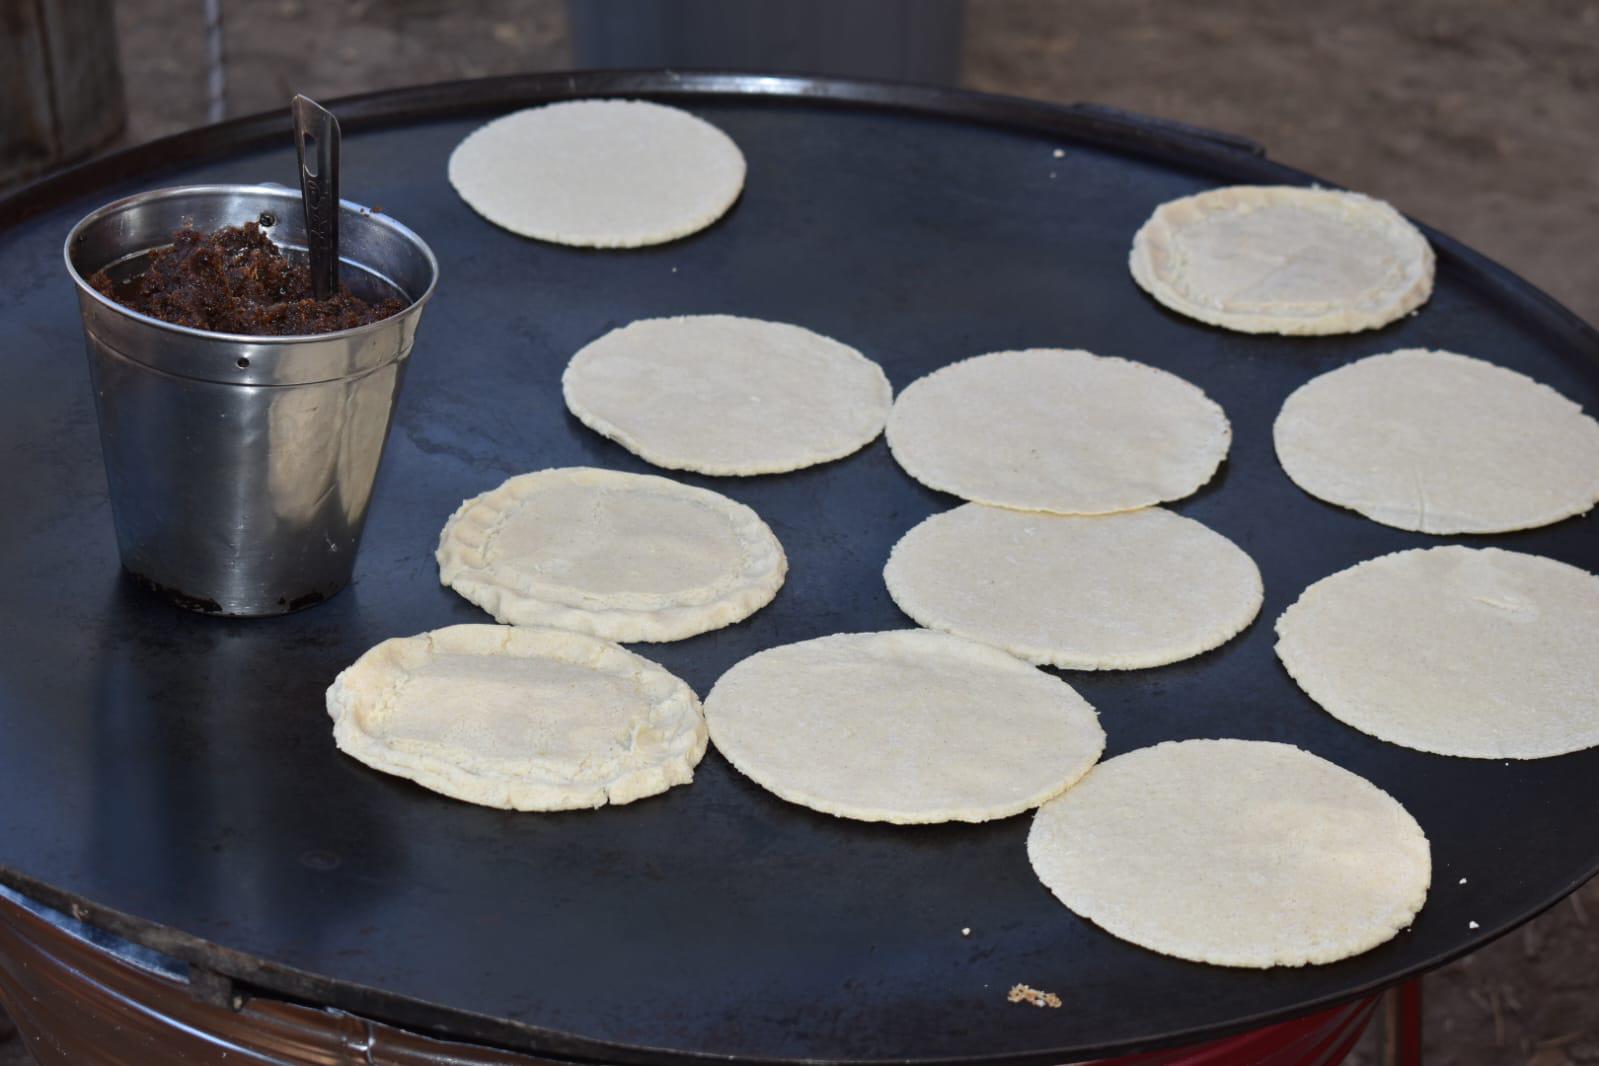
left=89, top=221, right=407, bottom=335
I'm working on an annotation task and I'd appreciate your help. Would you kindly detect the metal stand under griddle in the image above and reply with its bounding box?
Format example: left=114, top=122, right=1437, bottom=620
left=1, top=71, right=1596, bottom=1066
left=0, top=885, right=1383, bottom=1064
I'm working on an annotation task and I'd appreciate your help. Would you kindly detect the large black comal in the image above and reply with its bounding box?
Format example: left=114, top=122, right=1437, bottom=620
left=0, top=72, right=1596, bottom=1065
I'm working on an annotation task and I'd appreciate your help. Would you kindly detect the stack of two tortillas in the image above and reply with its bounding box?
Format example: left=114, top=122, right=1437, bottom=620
left=328, top=464, right=790, bottom=812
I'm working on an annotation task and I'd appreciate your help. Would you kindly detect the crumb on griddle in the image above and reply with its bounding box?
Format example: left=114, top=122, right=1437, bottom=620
left=1007, top=983, right=1062, bottom=1008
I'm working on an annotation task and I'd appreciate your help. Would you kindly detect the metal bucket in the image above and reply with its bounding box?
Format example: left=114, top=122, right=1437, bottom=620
left=64, top=184, right=439, bottom=616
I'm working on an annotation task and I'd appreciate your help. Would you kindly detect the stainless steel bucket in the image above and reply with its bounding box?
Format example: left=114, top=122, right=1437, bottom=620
left=64, top=184, right=439, bottom=616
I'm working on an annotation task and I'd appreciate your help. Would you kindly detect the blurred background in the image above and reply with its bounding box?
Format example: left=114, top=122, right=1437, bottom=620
left=2, top=2, right=1597, bottom=1063
left=6, top=0, right=1597, bottom=326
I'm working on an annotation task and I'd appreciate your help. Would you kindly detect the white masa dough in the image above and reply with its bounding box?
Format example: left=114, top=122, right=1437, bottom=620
left=437, top=467, right=786, bottom=643
left=1276, top=546, right=1599, bottom=759
left=884, top=504, right=1262, bottom=669
left=885, top=349, right=1230, bottom=515
left=1028, top=739, right=1431, bottom=968
left=1130, top=185, right=1434, bottom=335
left=563, top=315, right=892, bottom=475
left=1275, top=349, right=1599, bottom=533
left=447, top=99, right=745, bottom=247
left=327, top=624, right=707, bottom=810
left=703, top=630, right=1105, bottom=824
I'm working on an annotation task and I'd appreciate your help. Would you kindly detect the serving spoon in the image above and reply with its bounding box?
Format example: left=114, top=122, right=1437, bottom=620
left=291, top=94, right=341, bottom=300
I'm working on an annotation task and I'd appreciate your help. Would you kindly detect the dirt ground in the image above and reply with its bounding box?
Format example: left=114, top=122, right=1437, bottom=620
left=3, top=2, right=1597, bottom=1064
left=105, top=0, right=1599, bottom=327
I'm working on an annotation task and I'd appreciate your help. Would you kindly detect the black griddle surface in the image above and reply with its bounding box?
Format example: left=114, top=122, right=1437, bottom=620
left=2, top=73, right=1598, bottom=1065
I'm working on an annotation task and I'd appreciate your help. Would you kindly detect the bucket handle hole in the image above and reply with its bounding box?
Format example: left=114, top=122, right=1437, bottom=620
left=236, top=357, right=250, bottom=369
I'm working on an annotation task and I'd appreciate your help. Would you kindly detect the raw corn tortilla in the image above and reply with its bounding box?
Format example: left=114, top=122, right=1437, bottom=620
left=1028, top=739, right=1431, bottom=968
left=1129, top=185, right=1434, bottom=335
left=327, top=624, right=707, bottom=810
left=1276, top=546, right=1599, bottom=759
left=1274, top=349, right=1599, bottom=533
left=437, top=467, right=786, bottom=643
left=884, top=504, right=1262, bottom=669
left=563, top=315, right=892, bottom=475
left=703, top=630, right=1104, bottom=824
left=447, top=99, right=745, bottom=247
left=885, top=348, right=1230, bottom=515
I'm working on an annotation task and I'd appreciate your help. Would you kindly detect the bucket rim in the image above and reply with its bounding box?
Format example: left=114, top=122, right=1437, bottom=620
left=62, top=183, right=440, bottom=345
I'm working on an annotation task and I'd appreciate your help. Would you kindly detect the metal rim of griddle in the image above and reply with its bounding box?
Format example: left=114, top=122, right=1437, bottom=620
left=2, top=69, right=1598, bottom=1066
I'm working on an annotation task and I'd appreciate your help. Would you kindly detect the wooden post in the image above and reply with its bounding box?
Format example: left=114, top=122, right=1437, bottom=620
left=1382, top=979, right=1424, bottom=1066
left=0, top=0, right=126, bottom=188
